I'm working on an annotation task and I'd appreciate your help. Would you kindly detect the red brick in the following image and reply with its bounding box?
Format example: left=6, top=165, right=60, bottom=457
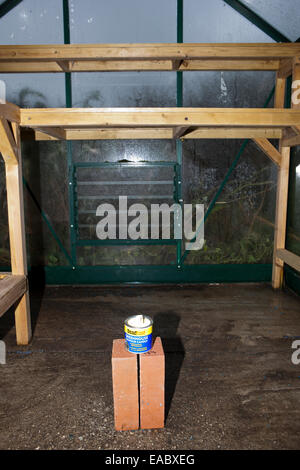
left=139, top=336, right=165, bottom=429
left=112, top=339, right=139, bottom=431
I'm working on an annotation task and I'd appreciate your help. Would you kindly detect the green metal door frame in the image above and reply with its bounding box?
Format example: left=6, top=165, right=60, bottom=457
left=176, top=0, right=183, bottom=268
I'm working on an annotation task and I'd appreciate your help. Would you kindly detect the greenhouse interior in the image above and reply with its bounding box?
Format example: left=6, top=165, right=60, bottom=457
left=0, top=0, right=300, bottom=452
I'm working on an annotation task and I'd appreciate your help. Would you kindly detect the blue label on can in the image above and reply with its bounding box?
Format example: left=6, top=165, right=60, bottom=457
left=125, top=331, right=153, bottom=354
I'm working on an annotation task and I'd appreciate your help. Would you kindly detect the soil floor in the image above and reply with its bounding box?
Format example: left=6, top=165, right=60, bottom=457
left=0, top=283, right=300, bottom=450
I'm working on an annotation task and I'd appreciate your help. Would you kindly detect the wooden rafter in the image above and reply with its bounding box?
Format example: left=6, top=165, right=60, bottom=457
left=19, top=107, right=300, bottom=129
left=33, top=127, right=174, bottom=141
left=182, top=127, right=283, bottom=140
left=0, top=43, right=300, bottom=73
left=1, top=43, right=300, bottom=60
left=21, top=126, right=284, bottom=141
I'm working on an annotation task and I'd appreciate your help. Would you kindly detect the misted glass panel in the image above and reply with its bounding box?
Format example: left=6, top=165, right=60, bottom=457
left=184, top=0, right=275, bottom=43
left=0, top=0, right=67, bottom=268
left=76, top=245, right=177, bottom=266
left=70, top=0, right=176, bottom=43
left=286, top=148, right=300, bottom=257
left=183, top=140, right=277, bottom=265
left=242, top=0, right=299, bottom=42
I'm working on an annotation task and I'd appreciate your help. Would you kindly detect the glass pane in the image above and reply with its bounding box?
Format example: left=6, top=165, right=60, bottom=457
left=0, top=0, right=63, bottom=44
left=242, top=0, right=300, bottom=42
left=184, top=0, right=275, bottom=43
left=22, top=141, right=70, bottom=267
left=183, top=71, right=275, bottom=107
left=70, top=0, right=176, bottom=43
left=182, top=140, right=277, bottom=265
left=72, top=140, right=176, bottom=164
left=72, top=71, right=176, bottom=108
left=0, top=73, right=65, bottom=108
left=286, top=148, right=300, bottom=257
left=76, top=245, right=176, bottom=266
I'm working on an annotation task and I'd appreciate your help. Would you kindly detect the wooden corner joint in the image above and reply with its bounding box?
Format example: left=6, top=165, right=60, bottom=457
left=293, top=56, right=300, bottom=66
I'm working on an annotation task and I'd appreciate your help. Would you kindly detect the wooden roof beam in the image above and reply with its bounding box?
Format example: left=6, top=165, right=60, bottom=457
left=0, top=59, right=280, bottom=73
left=19, top=108, right=300, bottom=129
left=1, top=43, right=300, bottom=61
left=183, top=127, right=283, bottom=139
left=180, top=59, right=280, bottom=71
left=33, top=127, right=174, bottom=141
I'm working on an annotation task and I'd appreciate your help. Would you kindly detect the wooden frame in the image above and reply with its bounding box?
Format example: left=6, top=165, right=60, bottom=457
left=0, top=43, right=300, bottom=344
left=0, top=43, right=299, bottom=73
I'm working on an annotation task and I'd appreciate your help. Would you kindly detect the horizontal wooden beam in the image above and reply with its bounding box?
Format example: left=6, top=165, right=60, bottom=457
left=183, top=127, right=282, bottom=140
left=276, top=249, right=300, bottom=272
left=0, top=59, right=178, bottom=73
left=180, top=59, right=280, bottom=71
left=0, top=274, right=27, bottom=318
left=34, top=127, right=174, bottom=140
left=23, top=126, right=283, bottom=141
left=19, top=108, right=300, bottom=129
left=253, top=138, right=282, bottom=166
left=0, top=59, right=282, bottom=73
left=1, top=43, right=300, bottom=62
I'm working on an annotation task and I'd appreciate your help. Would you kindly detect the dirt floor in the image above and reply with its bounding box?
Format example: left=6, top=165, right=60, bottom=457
left=0, top=282, right=300, bottom=450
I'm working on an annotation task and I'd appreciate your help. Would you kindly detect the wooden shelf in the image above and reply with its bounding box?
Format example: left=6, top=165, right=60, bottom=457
left=0, top=274, right=27, bottom=318
left=0, top=43, right=299, bottom=74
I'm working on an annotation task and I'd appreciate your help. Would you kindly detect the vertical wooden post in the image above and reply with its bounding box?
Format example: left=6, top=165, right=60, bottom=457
left=4, top=123, right=31, bottom=344
left=292, top=58, right=300, bottom=133
left=272, top=72, right=292, bottom=289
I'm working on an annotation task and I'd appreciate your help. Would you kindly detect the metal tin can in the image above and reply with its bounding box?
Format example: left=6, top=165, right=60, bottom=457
left=124, top=314, right=153, bottom=354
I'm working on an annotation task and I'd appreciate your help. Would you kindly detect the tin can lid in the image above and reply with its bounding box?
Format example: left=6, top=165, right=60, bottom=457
left=125, top=314, right=152, bottom=328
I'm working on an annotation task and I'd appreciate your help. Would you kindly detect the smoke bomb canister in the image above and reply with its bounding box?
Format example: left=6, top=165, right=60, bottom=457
left=124, top=315, right=153, bottom=354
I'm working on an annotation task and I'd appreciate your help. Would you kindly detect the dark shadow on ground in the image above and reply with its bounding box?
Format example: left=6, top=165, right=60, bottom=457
left=154, top=311, right=185, bottom=423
